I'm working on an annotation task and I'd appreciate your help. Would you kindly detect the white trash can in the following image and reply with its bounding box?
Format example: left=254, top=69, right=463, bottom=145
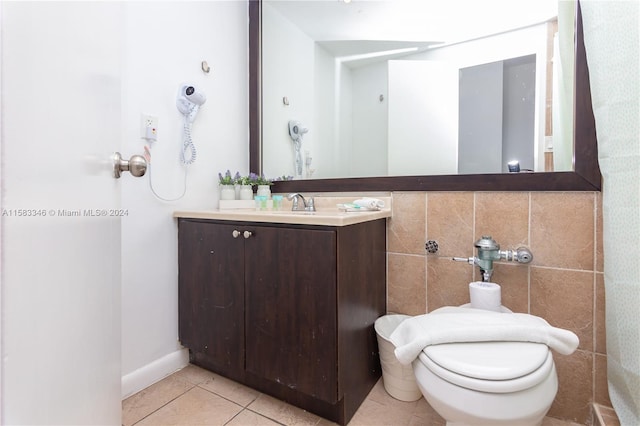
left=374, top=314, right=422, bottom=401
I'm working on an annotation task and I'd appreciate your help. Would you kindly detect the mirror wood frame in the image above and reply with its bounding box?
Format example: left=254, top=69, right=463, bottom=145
left=249, top=0, right=601, bottom=192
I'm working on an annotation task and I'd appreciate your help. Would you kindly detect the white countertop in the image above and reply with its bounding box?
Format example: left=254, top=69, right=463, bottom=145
left=173, top=208, right=391, bottom=227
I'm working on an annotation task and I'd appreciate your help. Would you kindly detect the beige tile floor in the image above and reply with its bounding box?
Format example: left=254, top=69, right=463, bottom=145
left=123, top=364, right=583, bottom=426
left=593, top=404, right=621, bottom=426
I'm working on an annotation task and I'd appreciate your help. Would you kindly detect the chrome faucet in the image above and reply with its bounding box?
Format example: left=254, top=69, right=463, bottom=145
left=287, top=193, right=316, bottom=212
left=453, top=235, right=533, bottom=282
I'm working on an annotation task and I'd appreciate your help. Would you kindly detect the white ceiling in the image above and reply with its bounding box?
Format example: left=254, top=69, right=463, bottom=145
left=266, top=0, right=559, bottom=57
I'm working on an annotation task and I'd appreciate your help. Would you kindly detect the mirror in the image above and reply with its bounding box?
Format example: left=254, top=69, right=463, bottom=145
left=249, top=0, right=600, bottom=192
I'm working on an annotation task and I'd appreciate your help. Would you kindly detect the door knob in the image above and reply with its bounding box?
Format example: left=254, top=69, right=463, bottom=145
left=243, top=231, right=252, bottom=239
left=232, top=230, right=241, bottom=238
left=113, top=152, right=147, bottom=179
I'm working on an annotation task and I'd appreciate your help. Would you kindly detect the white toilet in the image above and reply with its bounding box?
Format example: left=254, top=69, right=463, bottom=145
left=412, top=339, right=558, bottom=426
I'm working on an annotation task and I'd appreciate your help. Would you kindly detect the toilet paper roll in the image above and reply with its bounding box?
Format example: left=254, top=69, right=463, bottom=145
left=469, top=282, right=502, bottom=312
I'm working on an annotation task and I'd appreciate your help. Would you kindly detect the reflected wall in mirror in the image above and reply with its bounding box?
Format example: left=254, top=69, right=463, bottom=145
left=249, top=0, right=600, bottom=192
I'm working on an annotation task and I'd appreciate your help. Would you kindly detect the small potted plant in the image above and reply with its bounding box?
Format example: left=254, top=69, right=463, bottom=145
left=237, top=172, right=258, bottom=200
left=255, top=173, right=273, bottom=198
left=218, top=170, right=239, bottom=200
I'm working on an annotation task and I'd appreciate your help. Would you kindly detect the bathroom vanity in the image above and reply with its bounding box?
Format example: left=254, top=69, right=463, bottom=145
left=174, top=209, right=388, bottom=425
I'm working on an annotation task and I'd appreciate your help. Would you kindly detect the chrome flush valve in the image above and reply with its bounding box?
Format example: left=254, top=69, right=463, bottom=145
left=453, top=235, right=533, bottom=282
left=473, top=236, right=502, bottom=281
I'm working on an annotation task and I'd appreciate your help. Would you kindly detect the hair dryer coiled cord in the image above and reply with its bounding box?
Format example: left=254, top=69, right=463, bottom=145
left=181, top=108, right=198, bottom=165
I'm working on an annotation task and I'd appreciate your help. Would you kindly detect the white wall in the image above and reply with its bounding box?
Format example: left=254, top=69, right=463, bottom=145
left=388, top=60, right=458, bottom=175
left=120, top=1, right=248, bottom=397
left=351, top=62, right=388, bottom=177
left=553, top=1, right=576, bottom=172
left=336, top=62, right=353, bottom=178
left=262, top=2, right=315, bottom=180
left=312, top=44, right=336, bottom=179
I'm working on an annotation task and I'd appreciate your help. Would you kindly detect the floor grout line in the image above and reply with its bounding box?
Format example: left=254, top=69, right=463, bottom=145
left=130, top=382, right=198, bottom=426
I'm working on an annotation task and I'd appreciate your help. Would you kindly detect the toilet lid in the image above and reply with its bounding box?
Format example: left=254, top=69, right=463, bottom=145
left=420, top=341, right=553, bottom=393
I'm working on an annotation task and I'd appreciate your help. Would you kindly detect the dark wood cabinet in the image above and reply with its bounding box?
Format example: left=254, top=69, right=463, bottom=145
left=177, top=218, right=386, bottom=425
left=177, top=221, right=245, bottom=382
left=244, top=226, right=338, bottom=404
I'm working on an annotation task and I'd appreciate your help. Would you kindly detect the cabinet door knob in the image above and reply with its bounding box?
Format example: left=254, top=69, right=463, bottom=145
left=232, top=230, right=241, bottom=238
left=243, top=231, right=252, bottom=239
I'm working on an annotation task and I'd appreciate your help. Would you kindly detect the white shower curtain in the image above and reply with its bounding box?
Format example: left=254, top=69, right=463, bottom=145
left=581, top=1, right=640, bottom=425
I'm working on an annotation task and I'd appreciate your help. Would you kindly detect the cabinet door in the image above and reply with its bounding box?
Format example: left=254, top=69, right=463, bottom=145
left=245, top=226, right=338, bottom=403
left=178, top=220, right=245, bottom=379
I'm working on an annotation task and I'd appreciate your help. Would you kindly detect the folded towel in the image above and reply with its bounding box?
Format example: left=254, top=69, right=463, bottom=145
left=389, top=306, right=579, bottom=365
left=353, top=197, right=385, bottom=210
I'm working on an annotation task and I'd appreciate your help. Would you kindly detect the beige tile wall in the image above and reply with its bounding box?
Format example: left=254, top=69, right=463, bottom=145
left=387, top=191, right=607, bottom=424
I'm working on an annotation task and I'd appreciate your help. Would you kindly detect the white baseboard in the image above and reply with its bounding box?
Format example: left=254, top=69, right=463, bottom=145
left=121, top=348, right=189, bottom=399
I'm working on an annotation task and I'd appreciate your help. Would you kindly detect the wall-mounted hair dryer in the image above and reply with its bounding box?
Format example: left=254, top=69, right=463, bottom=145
left=288, top=120, right=308, bottom=143
left=177, top=84, right=206, bottom=123
left=176, top=84, right=206, bottom=165
left=288, top=120, right=308, bottom=177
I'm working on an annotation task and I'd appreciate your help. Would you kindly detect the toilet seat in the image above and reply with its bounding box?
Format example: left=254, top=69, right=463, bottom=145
left=419, top=341, right=553, bottom=393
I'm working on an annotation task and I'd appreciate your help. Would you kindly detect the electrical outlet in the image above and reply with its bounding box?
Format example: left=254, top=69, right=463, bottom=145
left=141, top=114, right=158, bottom=141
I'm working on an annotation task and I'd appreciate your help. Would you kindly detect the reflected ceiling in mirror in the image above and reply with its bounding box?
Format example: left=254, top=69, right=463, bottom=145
left=261, top=0, right=576, bottom=180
